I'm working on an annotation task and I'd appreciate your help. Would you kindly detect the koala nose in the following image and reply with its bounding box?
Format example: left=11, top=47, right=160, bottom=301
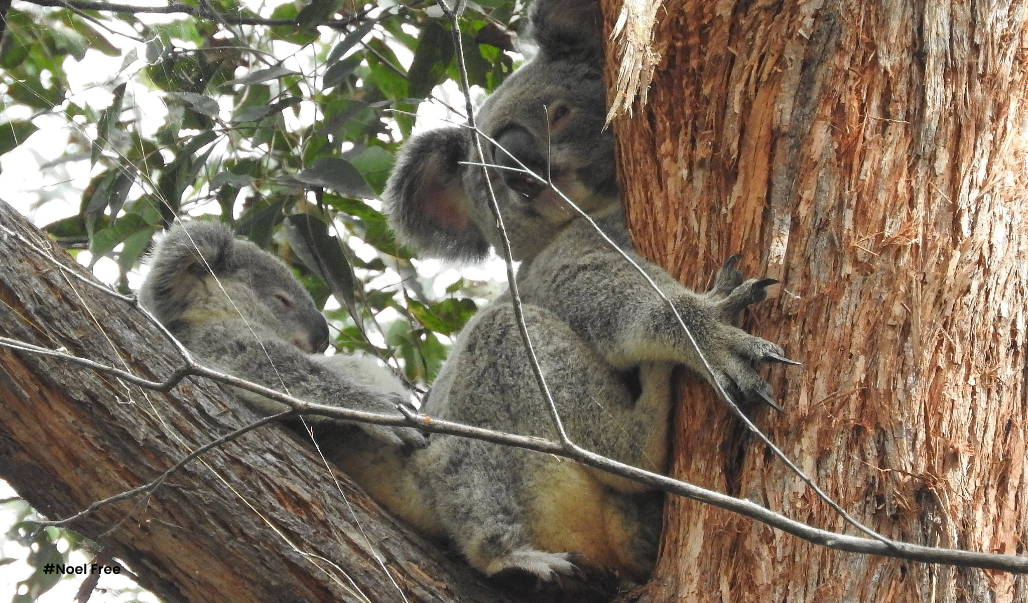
left=493, top=126, right=547, bottom=200
left=305, top=314, right=330, bottom=354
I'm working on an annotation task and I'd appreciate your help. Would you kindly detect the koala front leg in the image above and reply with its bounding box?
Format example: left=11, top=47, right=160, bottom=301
left=637, top=257, right=794, bottom=407
left=183, top=322, right=427, bottom=448
left=544, top=252, right=793, bottom=408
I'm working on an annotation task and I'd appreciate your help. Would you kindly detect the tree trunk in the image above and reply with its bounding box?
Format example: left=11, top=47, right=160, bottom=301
left=603, top=0, right=1028, bottom=601
left=0, top=199, right=522, bottom=603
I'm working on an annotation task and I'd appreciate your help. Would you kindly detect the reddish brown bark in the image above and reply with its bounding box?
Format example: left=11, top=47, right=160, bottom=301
left=603, top=0, right=1028, bottom=600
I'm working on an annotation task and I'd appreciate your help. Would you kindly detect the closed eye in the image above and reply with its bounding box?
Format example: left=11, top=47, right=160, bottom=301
left=274, top=292, right=294, bottom=309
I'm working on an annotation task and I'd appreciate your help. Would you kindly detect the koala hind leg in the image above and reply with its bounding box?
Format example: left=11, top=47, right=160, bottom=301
left=423, top=437, right=580, bottom=582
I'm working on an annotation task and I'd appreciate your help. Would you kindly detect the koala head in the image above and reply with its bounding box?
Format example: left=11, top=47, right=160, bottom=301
left=139, top=221, right=330, bottom=354
left=384, top=0, right=615, bottom=262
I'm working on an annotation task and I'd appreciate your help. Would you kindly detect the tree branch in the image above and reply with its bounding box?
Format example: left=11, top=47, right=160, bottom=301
left=3, top=195, right=1028, bottom=577
left=0, top=198, right=524, bottom=603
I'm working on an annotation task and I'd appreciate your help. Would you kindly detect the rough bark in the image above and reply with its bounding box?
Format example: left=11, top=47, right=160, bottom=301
left=602, top=0, right=1028, bottom=601
left=0, top=199, right=522, bottom=603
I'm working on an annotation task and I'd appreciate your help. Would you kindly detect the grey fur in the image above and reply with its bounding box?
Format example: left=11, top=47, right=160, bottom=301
left=379, top=0, right=793, bottom=587
left=138, top=221, right=427, bottom=449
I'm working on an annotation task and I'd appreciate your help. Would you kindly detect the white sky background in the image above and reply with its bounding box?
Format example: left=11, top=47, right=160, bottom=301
left=0, top=3, right=517, bottom=600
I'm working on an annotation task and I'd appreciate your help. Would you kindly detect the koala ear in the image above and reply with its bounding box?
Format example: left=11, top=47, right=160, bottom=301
left=384, top=127, right=490, bottom=262
left=165, top=221, right=237, bottom=276
left=529, top=0, right=604, bottom=64
left=139, top=222, right=236, bottom=323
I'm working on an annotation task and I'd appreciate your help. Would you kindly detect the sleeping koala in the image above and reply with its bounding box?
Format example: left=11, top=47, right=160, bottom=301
left=138, top=221, right=426, bottom=449
left=381, top=0, right=793, bottom=588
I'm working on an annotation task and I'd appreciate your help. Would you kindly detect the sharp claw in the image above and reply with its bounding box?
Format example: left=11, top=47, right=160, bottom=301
left=724, top=254, right=741, bottom=268
left=754, top=277, right=779, bottom=288
left=766, top=353, right=801, bottom=366
left=755, top=389, right=784, bottom=412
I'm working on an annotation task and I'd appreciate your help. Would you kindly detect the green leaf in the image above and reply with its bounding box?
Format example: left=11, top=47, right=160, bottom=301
left=407, top=297, right=477, bottom=335
left=222, top=65, right=296, bottom=87
left=92, top=82, right=127, bottom=165
left=155, top=131, right=218, bottom=223
left=295, top=157, right=377, bottom=199
left=174, top=92, right=220, bottom=118
left=0, top=121, right=38, bottom=156
left=323, top=54, right=363, bottom=90
left=43, top=215, right=89, bottom=241
left=210, top=170, right=255, bottom=188
left=82, top=165, right=136, bottom=237
left=365, top=41, right=408, bottom=100
left=326, top=17, right=381, bottom=65
left=282, top=214, right=360, bottom=322
left=61, top=13, right=120, bottom=56
left=89, top=213, right=152, bottom=259
left=348, top=145, right=394, bottom=190
left=268, top=4, right=319, bottom=45
left=296, top=0, right=344, bottom=29
left=407, top=20, right=454, bottom=99
left=232, top=105, right=271, bottom=122
left=235, top=198, right=289, bottom=248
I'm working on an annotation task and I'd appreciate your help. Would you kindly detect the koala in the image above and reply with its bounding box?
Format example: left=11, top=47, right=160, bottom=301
left=138, top=221, right=427, bottom=450
left=380, top=0, right=793, bottom=589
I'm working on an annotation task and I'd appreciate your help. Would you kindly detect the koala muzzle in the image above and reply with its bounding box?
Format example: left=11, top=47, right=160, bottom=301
left=493, top=126, right=547, bottom=200
left=298, top=313, right=330, bottom=354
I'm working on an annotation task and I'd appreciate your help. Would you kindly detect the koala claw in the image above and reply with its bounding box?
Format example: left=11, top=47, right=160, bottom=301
left=710, top=254, right=744, bottom=296
left=754, top=389, right=784, bottom=412
left=488, top=549, right=580, bottom=583
left=765, top=352, right=801, bottom=366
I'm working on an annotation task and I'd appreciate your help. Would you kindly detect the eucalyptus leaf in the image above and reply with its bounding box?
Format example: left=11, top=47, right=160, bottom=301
left=294, top=157, right=377, bottom=199
left=222, top=65, right=296, bottom=87
left=282, top=214, right=360, bottom=323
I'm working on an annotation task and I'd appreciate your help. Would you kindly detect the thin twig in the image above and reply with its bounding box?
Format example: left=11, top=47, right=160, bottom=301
left=435, top=0, right=574, bottom=448
left=35, top=410, right=297, bottom=527
left=5, top=333, right=1024, bottom=573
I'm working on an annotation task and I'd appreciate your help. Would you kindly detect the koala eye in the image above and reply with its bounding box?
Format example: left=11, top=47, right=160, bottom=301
left=273, top=292, right=294, bottom=309
left=548, top=104, right=571, bottom=127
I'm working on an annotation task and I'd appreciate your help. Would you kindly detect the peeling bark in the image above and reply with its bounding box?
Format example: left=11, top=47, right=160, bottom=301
left=0, top=200, right=521, bottom=603
left=602, top=0, right=1028, bottom=601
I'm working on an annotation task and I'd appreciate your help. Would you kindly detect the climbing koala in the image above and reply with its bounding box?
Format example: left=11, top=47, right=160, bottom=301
left=138, top=221, right=426, bottom=449
left=382, top=0, right=793, bottom=588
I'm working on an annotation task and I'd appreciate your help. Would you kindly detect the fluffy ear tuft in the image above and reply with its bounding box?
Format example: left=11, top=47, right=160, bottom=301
left=529, top=0, right=604, bottom=65
left=139, top=221, right=236, bottom=326
left=383, top=127, right=490, bottom=262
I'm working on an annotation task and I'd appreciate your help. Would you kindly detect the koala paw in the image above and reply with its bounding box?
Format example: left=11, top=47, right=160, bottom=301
left=487, top=549, right=582, bottom=584
left=706, top=254, right=779, bottom=321
left=701, top=256, right=799, bottom=410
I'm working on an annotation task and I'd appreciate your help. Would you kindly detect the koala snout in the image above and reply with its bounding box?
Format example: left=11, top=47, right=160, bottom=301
left=493, top=126, right=547, bottom=200
left=295, top=315, right=330, bottom=354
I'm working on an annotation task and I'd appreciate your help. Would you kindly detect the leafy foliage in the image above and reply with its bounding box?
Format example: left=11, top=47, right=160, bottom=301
left=1, top=0, right=522, bottom=380
left=0, top=1, right=520, bottom=599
